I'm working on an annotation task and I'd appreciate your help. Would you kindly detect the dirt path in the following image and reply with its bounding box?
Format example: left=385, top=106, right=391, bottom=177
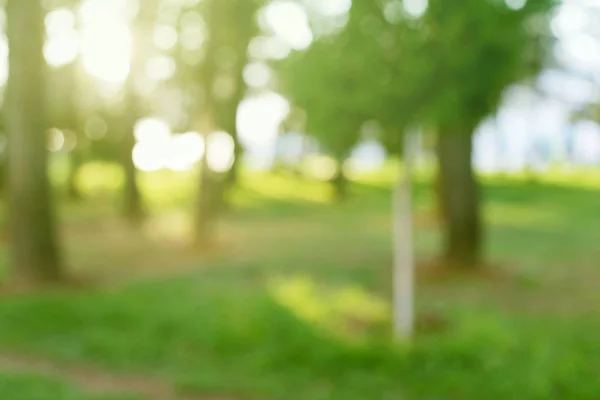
left=0, top=352, right=235, bottom=400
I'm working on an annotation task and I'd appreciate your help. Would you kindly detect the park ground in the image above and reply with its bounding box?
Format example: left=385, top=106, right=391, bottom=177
left=0, top=161, right=599, bottom=399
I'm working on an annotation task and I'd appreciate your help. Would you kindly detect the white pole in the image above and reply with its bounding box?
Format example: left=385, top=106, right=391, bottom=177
left=393, top=131, right=416, bottom=340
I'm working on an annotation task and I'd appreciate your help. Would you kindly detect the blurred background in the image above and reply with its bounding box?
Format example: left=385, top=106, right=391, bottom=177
left=0, top=0, right=600, bottom=399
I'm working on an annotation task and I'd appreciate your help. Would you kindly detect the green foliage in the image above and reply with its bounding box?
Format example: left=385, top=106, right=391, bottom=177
left=279, top=0, right=554, bottom=155
left=408, top=0, right=553, bottom=131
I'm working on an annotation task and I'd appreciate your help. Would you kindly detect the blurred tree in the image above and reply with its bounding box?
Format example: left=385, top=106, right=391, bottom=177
left=280, top=45, right=363, bottom=199
left=49, top=60, right=86, bottom=201
left=279, top=1, right=387, bottom=199
left=5, top=0, right=62, bottom=280
left=194, top=0, right=261, bottom=247
left=281, top=0, right=552, bottom=268
left=117, top=0, right=163, bottom=223
left=413, top=0, right=551, bottom=268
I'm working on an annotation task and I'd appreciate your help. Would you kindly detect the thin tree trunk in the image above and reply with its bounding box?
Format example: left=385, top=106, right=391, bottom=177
left=65, top=57, right=84, bottom=202
left=224, top=98, right=243, bottom=187
left=119, top=10, right=152, bottom=224
left=0, top=151, right=6, bottom=197
left=330, top=163, right=348, bottom=201
left=120, top=116, right=143, bottom=223
left=195, top=136, right=223, bottom=248
left=224, top=41, right=249, bottom=188
left=194, top=2, right=220, bottom=247
left=67, top=148, right=83, bottom=201
left=393, top=132, right=416, bottom=340
left=223, top=86, right=244, bottom=188
left=436, top=131, right=482, bottom=269
left=5, top=0, right=62, bottom=281
left=435, top=163, right=446, bottom=223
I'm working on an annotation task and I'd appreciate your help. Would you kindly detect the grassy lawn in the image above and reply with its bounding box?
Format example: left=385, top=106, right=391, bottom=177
left=0, top=164, right=599, bottom=399
left=0, top=371, right=138, bottom=400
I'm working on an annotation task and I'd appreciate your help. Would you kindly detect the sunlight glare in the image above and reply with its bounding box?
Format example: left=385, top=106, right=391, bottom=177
left=305, top=0, right=351, bottom=16
left=505, top=0, right=526, bottom=10
left=165, top=132, right=205, bottom=171
left=402, top=0, right=428, bottom=18
left=551, top=4, right=587, bottom=38
left=153, top=25, right=178, bottom=50
left=132, top=119, right=207, bottom=172
left=263, top=1, right=313, bottom=50
left=557, top=33, right=600, bottom=72
left=243, top=62, right=272, bottom=88
left=0, top=36, right=8, bottom=87
left=44, top=8, right=79, bottom=67
left=238, top=92, right=290, bottom=147
left=46, top=8, right=76, bottom=35
left=134, top=118, right=171, bottom=144
left=80, top=0, right=131, bottom=84
left=45, top=34, right=79, bottom=67
left=207, top=132, right=235, bottom=173
left=249, top=36, right=291, bottom=60
left=47, top=128, right=65, bottom=152
left=133, top=142, right=166, bottom=172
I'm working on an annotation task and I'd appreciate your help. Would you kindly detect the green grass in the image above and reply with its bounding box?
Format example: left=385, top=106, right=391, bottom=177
left=0, top=371, right=137, bottom=400
left=0, top=164, right=599, bottom=399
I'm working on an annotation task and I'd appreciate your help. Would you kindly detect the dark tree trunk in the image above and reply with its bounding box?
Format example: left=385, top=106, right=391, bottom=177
left=120, top=119, right=143, bottom=224
left=64, top=59, right=84, bottom=202
left=224, top=99, right=243, bottom=188
left=195, top=142, right=224, bottom=248
left=221, top=100, right=243, bottom=213
left=435, top=166, right=445, bottom=223
left=194, top=1, right=221, bottom=247
left=436, top=131, right=482, bottom=269
left=5, top=0, right=62, bottom=281
left=0, top=152, right=6, bottom=197
left=118, top=11, right=151, bottom=224
left=330, top=164, right=348, bottom=201
left=224, top=73, right=248, bottom=187
left=226, top=138, right=243, bottom=187
left=194, top=0, right=256, bottom=245
left=67, top=146, right=83, bottom=201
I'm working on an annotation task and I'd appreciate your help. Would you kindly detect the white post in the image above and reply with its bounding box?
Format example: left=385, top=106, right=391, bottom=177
left=393, top=131, right=416, bottom=340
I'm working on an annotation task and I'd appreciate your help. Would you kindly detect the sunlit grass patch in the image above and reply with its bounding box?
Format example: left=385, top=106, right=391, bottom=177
left=269, top=275, right=390, bottom=339
left=240, top=170, right=334, bottom=204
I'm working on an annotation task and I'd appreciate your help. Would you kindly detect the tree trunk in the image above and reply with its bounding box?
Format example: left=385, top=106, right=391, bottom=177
left=118, top=11, right=151, bottom=224
left=5, top=0, right=62, bottom=281
left=67, top=147, right=83, bottom=201
left=0, top=152, right=6, bottom=197
left=225, top=102, right=243, bottom=187
left=223, top=92, right=244, bottom=189
left=120, top=120, right=143, bottom=224
left=393, top=132, right=416, bottom=340
left=330, top=163, right=348, bottom=201
left=65, top=58, right=84, bottom=202
left=435, top=165, right=445, bottom=223
left=436, top=131, right=482, bottom=269
left=224, top=43, right=248, bottom=188
left=195, top=141, right=223, bottom=249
